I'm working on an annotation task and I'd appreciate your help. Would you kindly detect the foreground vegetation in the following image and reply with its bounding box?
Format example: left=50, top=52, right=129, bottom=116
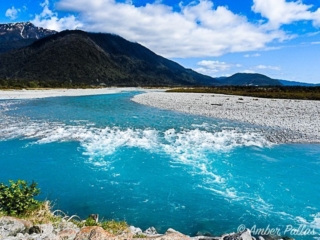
left=0, top=180, right=128, bottom=233
left=167, top=86, right=320, bottom=100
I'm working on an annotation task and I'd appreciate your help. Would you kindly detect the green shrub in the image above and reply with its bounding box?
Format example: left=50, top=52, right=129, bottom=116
left=85, top=216, right=98, bottom=226
left=0, top=180, right=41, bottom=216
left=84, top=216, right=128, bottom=235
left=100, top=220, right=128, bottom=234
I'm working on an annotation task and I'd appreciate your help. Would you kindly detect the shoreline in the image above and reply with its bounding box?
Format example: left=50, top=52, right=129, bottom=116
left=0, top=88, right=166, bottom=100
left=0, top=215, right=286, bottom=240
left=132, top=92, right=320, bottom=143
left=1, top=89, right=319, bottom=143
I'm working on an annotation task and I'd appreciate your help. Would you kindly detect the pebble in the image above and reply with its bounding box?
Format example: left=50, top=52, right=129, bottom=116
left=132, top=92, right=320, bottom=143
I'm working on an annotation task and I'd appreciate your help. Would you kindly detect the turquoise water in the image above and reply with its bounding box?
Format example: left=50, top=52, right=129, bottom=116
left=0, top=91, right=319, bottom=239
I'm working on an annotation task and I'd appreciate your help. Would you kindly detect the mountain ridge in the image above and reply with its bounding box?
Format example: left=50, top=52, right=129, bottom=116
left=218, top=73, right=282, bottom=86
left=279, top=79, right=320, bottom=86
left=1, top=22, right=316, bottom=87
left=0, top=22, right=57, bottom=54
left=0, top=29, right=219, bottom=86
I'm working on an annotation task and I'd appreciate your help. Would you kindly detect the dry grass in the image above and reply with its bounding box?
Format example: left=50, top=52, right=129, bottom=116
left=20, top=201, right=61, bottom=224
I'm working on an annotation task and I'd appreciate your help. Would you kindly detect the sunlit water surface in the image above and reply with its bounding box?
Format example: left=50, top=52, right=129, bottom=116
left=0, top=92, right=319, bottom=239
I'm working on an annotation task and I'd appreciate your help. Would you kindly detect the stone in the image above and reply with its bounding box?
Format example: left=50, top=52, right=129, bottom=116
left=16, top=233, right=25, bottom=238
left=74, top=226, right=113, bottom=240
left=129, top=226, right=143, bottom=235
left=223, top=229, right=252, bottom=240
left=58, top=228, right=78, bottom=239
left=38, top=224, right=54, bottom=235
left=29, top=226, right=42, bottom=234
left=144, top=226, right=158, bottom=235
left=165, top=228, right=179, bottom=234
left=54, top=221, right=80, bottom=234
left=158, top=228, right=190, bottom=240
left=0, top=216, right=32, bottom=238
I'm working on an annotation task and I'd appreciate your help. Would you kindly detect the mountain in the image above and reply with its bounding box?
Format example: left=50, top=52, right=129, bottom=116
left=0, top=23, right=306, bottom=87
left=279, top=79, right=320, bottom=87
left=0, top=29, right=219, bottom=86
left=0, top=22, right=57, bottom=54
left=218, top=73, right=282, bottom=86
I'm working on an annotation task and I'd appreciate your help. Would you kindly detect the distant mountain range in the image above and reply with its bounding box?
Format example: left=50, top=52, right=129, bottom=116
left=278, top=79, right=320, bottom=87
left=215, top=75, right=319, bottom=87
left=219, top=73, right=282, bottom=86
left=0, top=22, right=318, bottom=87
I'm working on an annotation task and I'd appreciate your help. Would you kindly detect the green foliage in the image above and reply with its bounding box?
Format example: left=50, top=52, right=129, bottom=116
left=0, top=79, right=95, bottom=89
left=0, top=180, right=41, bottom=216
left=85, top=217, right=99, bottom=226
left=167, top=86, right=320, bottom=100
left=0, top=30, right=214, bottom=87
left=100, top=220, right=128, bottom=234
left=27, top=81, right=39, bottom=88
left=83, top=216, right=128, bottom=235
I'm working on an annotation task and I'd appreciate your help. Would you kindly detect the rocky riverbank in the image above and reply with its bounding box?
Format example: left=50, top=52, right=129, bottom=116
left=132, top=92, right=320, bottom=143
left=0, top=216, right=290, bottom=240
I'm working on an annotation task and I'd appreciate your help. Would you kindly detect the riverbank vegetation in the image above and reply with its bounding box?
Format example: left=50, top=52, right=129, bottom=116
left=0, top=79, right=175, bottom=89
left=0, top=79, right=94, bottom=89
left=167, top=86, right=320, bottom=100
left=0, top=180, right=128, bottom=232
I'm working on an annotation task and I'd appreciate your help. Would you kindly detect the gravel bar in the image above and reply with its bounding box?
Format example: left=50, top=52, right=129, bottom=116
left=132, top=92, right=320, bottom=143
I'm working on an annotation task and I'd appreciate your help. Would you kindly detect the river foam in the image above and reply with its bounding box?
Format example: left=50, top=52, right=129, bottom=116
left=1, top=94, right=319, bottom=239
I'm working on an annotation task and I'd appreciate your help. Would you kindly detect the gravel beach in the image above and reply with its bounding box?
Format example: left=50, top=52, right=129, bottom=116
left=0, top=88, right=165, bottom=100
left=0, top=88, right=125, bottom=100
left=132, top=92, right=320, bottom=143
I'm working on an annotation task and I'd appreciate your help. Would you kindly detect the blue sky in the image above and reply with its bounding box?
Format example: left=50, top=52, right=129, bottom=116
left=1, top=0, right=320, bottom=83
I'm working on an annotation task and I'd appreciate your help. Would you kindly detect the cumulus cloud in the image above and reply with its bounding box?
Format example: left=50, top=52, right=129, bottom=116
left=242, top=70, right=257, bottom=74
left=252, top=0, right=320, bottom=28
left=52, top=0, right=287, bottom=58
left=31, top=0, right=83, bottom=31
left=5, top=6, right=20, bottom=20
left=256, top=65, right=281, bottom=71
left=195, top=60, right=241, bottom=75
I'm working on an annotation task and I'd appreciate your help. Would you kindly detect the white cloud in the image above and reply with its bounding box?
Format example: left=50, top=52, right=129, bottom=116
left=244, top=53, right=261, bottom=57
left=242, top=70, right=256, bottom=74
left=311, top=41, right=320, bottom=44
left=252, top=0, right=320, bottom=29
left=256, top=65, right=281, bottom=71
left=5, top=6, right=20, bottom=20
left=52, top=0, right=287, bottom=58
left=31, top=0, right=83, bottom=31
left=195, top=60, right=241, bottom=75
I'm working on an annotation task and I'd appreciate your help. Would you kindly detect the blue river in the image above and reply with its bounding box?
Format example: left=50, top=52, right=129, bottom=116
left=0, top=91, right=319, bottom=239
